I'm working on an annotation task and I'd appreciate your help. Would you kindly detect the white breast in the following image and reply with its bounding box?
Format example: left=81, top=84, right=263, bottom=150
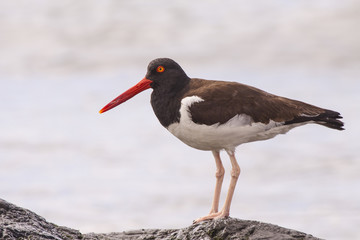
left=167, top=96, right=300, bottom=152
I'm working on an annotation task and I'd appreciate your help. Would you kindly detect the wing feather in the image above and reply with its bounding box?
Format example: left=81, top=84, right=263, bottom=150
left=185, top=79, right=325, bottom=126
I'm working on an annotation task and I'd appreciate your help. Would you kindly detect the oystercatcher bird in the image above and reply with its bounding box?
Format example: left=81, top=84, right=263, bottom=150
left=99, top=58, right=344, bottom=223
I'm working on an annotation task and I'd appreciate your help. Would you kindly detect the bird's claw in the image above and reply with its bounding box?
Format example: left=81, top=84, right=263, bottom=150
left=193, top=210, right=229, bottom=224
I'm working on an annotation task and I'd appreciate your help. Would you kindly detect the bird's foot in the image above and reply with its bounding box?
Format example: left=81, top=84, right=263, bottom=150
left=193, top=210, right=229, bottom=224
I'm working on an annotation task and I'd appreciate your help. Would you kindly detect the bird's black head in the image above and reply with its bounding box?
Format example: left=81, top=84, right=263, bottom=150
left=145, top=58, right=190, bottom=91
left=99, top=58, right=189, bottom=114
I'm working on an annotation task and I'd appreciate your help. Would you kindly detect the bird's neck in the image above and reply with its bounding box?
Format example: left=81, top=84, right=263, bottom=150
left=150, top=77, right=190, bottom=128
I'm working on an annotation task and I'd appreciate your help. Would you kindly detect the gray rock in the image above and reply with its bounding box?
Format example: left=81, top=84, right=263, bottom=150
left=0, top=198, right=82, bottom=240
left=0, top=198, right=321, bottom=240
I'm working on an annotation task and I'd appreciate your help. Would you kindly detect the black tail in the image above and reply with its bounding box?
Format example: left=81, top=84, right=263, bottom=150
left=315, top=110, right=344, bottom=130
left=285, top=109, right=344, bottom=130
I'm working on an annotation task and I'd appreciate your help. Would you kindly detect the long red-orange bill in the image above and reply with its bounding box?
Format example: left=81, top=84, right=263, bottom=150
left=99, top=78, right=152, bottom=114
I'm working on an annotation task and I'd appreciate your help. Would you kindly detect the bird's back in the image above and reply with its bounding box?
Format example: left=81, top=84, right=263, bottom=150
left=184, top=78, right=343, bottom=130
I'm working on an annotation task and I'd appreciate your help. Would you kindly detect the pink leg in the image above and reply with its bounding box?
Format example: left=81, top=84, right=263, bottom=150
left=194, top=150, right=240, bottom=223
left=209, top=150, right=225, bottom=214
left=217, top=150, right=240, bottom=217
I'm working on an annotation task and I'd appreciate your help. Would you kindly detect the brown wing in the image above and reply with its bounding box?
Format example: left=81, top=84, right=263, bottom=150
left=185, top=78, right=328, bottom=126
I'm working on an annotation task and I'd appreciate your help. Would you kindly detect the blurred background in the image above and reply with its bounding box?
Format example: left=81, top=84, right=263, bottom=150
left=0, top=0, right=359, bottom=239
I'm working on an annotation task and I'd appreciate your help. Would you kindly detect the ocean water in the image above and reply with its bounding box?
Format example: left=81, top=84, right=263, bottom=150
left=1, top=1, right=359, bottom=239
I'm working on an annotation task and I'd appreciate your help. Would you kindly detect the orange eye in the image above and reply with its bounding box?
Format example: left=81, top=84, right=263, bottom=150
left=156, top=66, right=165, bottom=73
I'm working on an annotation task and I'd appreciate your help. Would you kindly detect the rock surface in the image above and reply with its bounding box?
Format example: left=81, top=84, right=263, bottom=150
left=0, top=198, right=321, bottom=240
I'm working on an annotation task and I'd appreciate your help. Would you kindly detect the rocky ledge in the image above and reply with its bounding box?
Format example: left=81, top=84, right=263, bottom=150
left=0, top=198, right=321, bottom=240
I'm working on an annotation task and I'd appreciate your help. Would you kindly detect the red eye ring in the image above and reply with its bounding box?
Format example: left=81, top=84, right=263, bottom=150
left=156, top=66, right=165, bottom=73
